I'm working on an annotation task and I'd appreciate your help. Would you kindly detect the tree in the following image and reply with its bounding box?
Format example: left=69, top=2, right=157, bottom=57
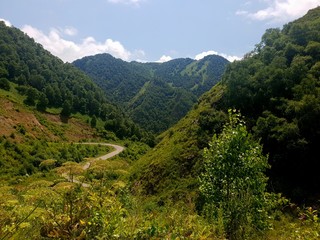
left=60, top=100, right=72, bottom=118
left=0, top=78, right=10, bottom=91
left=36, top=92, right=49, bottom=112
left=24, top=87, right=38, bottom=106
left=200, top=110, right=269, bottom=239
left=90, top=115, right=97, bottom=128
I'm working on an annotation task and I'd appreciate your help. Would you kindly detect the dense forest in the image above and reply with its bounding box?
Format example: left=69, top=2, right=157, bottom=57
left=220, top=7, right=320, bottom=200
left=73, top=53, right=228, bottom=133
left=132, top=6, right=320, bottom=202
left=0, top=22, right=152, bottom=143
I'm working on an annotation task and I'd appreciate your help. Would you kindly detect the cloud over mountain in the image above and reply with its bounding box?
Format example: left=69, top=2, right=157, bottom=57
left=237, top=0, right=320, bottom=22
left=195, top=50, right=241, bottom=62
left=156, top=55, right=173, bottom=63
left=22, top=25, right=134, bottom=62
left=0, top=18, right=12, bottom=27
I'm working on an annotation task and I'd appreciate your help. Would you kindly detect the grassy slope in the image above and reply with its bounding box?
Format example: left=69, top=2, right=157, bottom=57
left=130, top=84, right=226, bottom=200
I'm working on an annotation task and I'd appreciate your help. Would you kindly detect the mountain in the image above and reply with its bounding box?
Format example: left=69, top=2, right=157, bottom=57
left=73, top=53, right=229, bottom=133
left=0, top=21, right=150, bottom=142
left=130, top=7, right=320, bottom=202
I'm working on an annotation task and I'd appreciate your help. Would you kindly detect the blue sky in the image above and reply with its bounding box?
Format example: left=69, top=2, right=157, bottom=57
left=1, top=0, right=319, bottom=62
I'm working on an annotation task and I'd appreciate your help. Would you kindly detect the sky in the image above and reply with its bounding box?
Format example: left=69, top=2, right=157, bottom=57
left=0, top=0, right=320, bottom=63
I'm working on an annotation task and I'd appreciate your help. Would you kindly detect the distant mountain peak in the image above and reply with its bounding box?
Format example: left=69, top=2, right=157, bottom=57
left=73, top=52, right=229, bottom=133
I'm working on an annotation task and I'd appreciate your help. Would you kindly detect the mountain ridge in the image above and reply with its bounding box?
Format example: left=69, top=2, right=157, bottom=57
left=0, top=21, right=150, bottom=143
left=73, top=53, right=229, bottom=133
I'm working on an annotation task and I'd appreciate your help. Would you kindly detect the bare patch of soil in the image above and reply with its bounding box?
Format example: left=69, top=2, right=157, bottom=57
left=0, top=97, right=96, bottom=142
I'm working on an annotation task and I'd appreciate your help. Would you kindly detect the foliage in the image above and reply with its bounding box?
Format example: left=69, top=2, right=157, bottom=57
left=1, top=7, right=320, bottom=240
left=265, top=204, right=320, bottom=239
left=0, top=77, right=10, bottom=91
left=1, top=145, right=318, bottom=239
left=0, top=138, right=111, bottom=179
left=200, top=110, right=269, bottom=239
left=132, top=6, right=320, bottom=202
left=0, top=22, right=150, bottom=142
left=0, top=139, right=218, bottom=239
left=73, top=53, right=228, bottom=133
left=217, top=7, right=320, bottom=200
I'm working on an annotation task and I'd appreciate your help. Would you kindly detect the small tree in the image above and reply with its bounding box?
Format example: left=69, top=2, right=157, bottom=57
left=36, top=92, right=49, bottom=112
left=0, top=78, right=10, bottom=91
left=200, top=109, right=269, bottom=239
left=61, top=100, right=72, bottom=118
left=24, top=87, right=38, bottom=106
left=90, top=115, right=97, bottom=128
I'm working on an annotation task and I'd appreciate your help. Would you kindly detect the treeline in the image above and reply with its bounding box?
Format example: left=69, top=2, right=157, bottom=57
left=0, top=22, right=152, bottom=142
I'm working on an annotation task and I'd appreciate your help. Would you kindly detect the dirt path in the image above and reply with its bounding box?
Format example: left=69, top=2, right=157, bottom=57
left=79, top=143, right=125, bottom=170
left=62, top=142, right=125, bottom=186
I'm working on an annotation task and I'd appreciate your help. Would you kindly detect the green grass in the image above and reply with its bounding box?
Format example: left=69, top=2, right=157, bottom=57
left=0, top=82, right=26, bottom=105
left=46, top=107, right=62, bottom=115
left=0, top=132, right=319, bottom=239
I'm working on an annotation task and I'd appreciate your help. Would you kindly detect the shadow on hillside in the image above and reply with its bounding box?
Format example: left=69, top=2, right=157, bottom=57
left=60, top=115, right=69, bottom=123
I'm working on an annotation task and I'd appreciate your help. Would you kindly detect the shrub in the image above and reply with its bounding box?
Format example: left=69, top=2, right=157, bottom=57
left=200, top=109, right=270, bottom=239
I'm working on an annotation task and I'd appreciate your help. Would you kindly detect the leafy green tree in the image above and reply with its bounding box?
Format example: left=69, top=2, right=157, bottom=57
left=24, top=87, right=38, bottom=106
left=90, top=115, right=97, bottom=128
left=60, top=100, right=72, bottom=118
left=36, top=93, right=48, bottom=112
left=0, top=77, right=10, bottom=91
left=200, top=110, right=269, bottom=239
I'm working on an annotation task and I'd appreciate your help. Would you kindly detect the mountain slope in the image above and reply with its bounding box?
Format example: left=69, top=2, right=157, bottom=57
left=128, top=78, right=196, bottom=133
left=130, top=6, right=320, bottom=202
left=73, top=54, right=229, bottom=133
left=0, top=86, right=96, bottom=142
left=0, top=21, right=149, bottom=142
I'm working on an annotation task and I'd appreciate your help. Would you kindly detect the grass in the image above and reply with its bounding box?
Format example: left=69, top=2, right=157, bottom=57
left=0, top=134, right=319, bottom=239
left=46, top=107, right=62, bottom=115
left=0, top=82, right=25, bottom=105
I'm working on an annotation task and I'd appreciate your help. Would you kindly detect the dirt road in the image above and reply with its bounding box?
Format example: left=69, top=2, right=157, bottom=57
left=62, top=142, right=125, bottom=186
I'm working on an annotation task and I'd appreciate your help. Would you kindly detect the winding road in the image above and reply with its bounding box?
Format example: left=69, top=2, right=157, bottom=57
left=79, top=143, right=125, bottom=170
left=62, top=142, right=125, bottom=186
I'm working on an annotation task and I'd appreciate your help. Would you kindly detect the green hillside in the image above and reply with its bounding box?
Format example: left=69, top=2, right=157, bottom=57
left=73, top=53, right=228, bottom=133
left=0, top=21, right=150, bottom=143
left=1, top=6, right=320, bottom=239
left=131, top=6, right=320, bottom=202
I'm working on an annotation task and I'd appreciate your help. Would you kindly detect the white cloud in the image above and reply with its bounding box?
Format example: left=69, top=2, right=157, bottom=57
left=156, top=55, right=173, bottom=63
left=195, top=50, right=241, bottom=62
left=0, top=18, right=12, bottom=27
left=22, top=25, right=138, bottom=62
left=132, top=49, right=147, bottom=62
left=63, top=26, right=78, bottom=36
left=237, top=0, right=320, bottom=22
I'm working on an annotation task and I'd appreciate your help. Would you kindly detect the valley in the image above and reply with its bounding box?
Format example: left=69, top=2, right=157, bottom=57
left=73, top=53, right=228, bottom=133
left=1, top=6, right=320, bottom=239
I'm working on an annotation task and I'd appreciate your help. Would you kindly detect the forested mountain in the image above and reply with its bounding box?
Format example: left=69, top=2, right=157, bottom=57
left=2, top=6, right=320, bottom=240
left=131, top=7, right=320, bottom=202
left=0, top=21, right=150, bottom=142
left=73, top=53, right=228, bottom=133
